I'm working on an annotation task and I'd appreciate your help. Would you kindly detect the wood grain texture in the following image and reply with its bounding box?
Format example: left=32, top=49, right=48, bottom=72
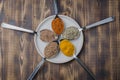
left=0, top=0, right=120, bottom=80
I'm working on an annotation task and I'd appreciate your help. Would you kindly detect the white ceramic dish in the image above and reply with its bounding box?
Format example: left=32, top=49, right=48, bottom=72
left=34, top=15, right=84, bottom=63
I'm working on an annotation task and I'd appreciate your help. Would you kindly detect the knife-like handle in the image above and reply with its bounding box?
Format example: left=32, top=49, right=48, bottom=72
left=27, top=58, right=45, bottom=80
left=1, top=22, right=35, bottom=34
left=74, top=56, right=96, bottom=80
left=85, top=16, right=114, bottom=29
left=54, top=0, right=58, bottom=15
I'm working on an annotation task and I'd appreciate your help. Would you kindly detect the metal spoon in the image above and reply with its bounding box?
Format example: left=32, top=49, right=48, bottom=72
left=1, top=0, right=60, bottom=35
left=52, top=0, right=64, bottom=35
left=60, top=40, right=96, bottom=80
left=52, top=0, right=64, bottom=44
left=27, top=42, right=59, bottom=80
left=53, top=0, right=59, bottom=19
left=62, top=16, right=114, bottom=40
left=73, top=55, right=96, bottom=80
left=27, top=58, right=45, bottom=80
left=78, top=16, right=114, bottom=31
left=1, top=22, right=36, bottom=34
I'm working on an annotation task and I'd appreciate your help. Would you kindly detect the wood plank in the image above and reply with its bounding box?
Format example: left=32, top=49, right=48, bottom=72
left=0, top=0, right=120, bottom=80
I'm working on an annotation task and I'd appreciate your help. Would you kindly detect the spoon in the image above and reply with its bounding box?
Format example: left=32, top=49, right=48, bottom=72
left=0, top=1, right=58, bottom=34
left=27, top=42, right=59, bottom=80
left=73, top=55, right=96, bottom=80
left=1, top=0, right=59, bottom=36
left=53, top=0, right=64, bottom=34
left=52, top=0, right=64, bottom=44
left=59, top=39, right=96, bottom=80
left=27, top=58, right=45, bottom=80
left=78, top=16, right=114, bottom=31
left=62, top=16, right=114, bottom=40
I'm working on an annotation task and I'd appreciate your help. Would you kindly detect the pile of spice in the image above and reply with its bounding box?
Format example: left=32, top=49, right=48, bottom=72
left=40, top=16, right=65, bottom=59
left=52, top=17, right=64, bottom=35
left=44, top=42, right=59, bottom=58
left=40, top=29, right=58, bottom=42
left=59, top=39, right=75, bottom=57
left=62, top=26, right=80, bottom=40
left=40, top=16, right=80, bottom=58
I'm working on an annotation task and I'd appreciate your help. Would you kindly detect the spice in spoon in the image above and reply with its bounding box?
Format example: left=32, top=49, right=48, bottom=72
left=40, top=29, right=58, bottom=42
left=60, top=40, right=96, bottom=80
left=44, top=42, right=59, bottom=58
left=62, top=26, right=80, bottom=40
left=59, top=39, right=75, bottom=57
left=52, top=17, right=64, bottom=35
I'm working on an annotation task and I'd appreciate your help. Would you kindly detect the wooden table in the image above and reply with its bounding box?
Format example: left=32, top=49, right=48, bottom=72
left=0, top=0, right=120, bottom=80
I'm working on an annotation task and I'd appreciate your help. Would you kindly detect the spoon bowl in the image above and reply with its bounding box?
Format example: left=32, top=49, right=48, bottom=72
left=59, top=39, right=96, bottom=80
left=62, top=16, right=114, bottom=40
left=27, top=42, right=59, bottom=80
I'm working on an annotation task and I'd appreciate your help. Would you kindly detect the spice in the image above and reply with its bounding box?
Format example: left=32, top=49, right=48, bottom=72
left=62, top=26, right=80, bottom=40
left=40, top=29, right=58, bottom=42
left=60, top=39, right=75, bottom=57
left=52, top=17, right=64, bottom=35
left=44, top=42, right=59, bottom=58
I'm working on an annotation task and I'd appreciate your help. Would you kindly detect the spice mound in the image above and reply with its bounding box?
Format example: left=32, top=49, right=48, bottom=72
left=40, top=29, right=58, bottom=42
left=44, top=42, right=59, bottom=58
left=52, top=17, right=64, bottom=35
left=60, top=39, right=75, bottom=57
left=62, top=26, right=80, bottom=40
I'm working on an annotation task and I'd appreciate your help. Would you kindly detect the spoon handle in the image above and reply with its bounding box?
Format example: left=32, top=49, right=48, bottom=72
left=74, top=56, right=96, bottom=80
left=54, top=0, right=58, bottom=14
left=27, top=58, right=45, bottom=80
left=84, top=16, right=114, bottom=30
left=1, top=22, right=36, bottom=34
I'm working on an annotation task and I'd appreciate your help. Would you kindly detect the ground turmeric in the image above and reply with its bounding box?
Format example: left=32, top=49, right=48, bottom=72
left=59, top=39, right=75, bottom=57
left=52, top=17, right=64, bottom=35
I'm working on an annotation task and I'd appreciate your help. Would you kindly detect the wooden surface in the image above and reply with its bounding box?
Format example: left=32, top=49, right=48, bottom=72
left=0, top=0, right=120, bottom=80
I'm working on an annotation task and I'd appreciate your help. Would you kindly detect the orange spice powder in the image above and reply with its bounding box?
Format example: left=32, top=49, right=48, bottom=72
left=52, top=17, right=64, bottom=35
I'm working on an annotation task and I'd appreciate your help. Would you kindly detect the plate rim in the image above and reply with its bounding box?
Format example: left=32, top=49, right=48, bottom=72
left=34, top=15, right=84, bottom=64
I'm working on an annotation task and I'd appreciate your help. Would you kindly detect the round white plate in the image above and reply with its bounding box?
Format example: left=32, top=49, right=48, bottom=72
left=34, top=15, right=84, bottom=64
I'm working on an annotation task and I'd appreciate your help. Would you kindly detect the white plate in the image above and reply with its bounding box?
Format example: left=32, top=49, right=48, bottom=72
left=34, top=15, right=84, bottom=64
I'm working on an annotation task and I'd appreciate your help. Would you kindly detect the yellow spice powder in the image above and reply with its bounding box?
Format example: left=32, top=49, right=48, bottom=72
left=60, top=39, right=75, bottom=57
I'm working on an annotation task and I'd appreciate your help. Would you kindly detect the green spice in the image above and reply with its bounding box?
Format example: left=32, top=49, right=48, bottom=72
left=62, top=26, right=80, bottom=40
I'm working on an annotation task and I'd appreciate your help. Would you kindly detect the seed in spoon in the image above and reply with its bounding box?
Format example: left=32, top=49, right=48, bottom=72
left=52, top=17, right=64, bottom=35
left=59, top=39, right=75, bottom=57
left=44, top=42, right=59, bottom=58
left=40, top=29, right=58, bottom=42
left=62, top=26, right=80, bottom=40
